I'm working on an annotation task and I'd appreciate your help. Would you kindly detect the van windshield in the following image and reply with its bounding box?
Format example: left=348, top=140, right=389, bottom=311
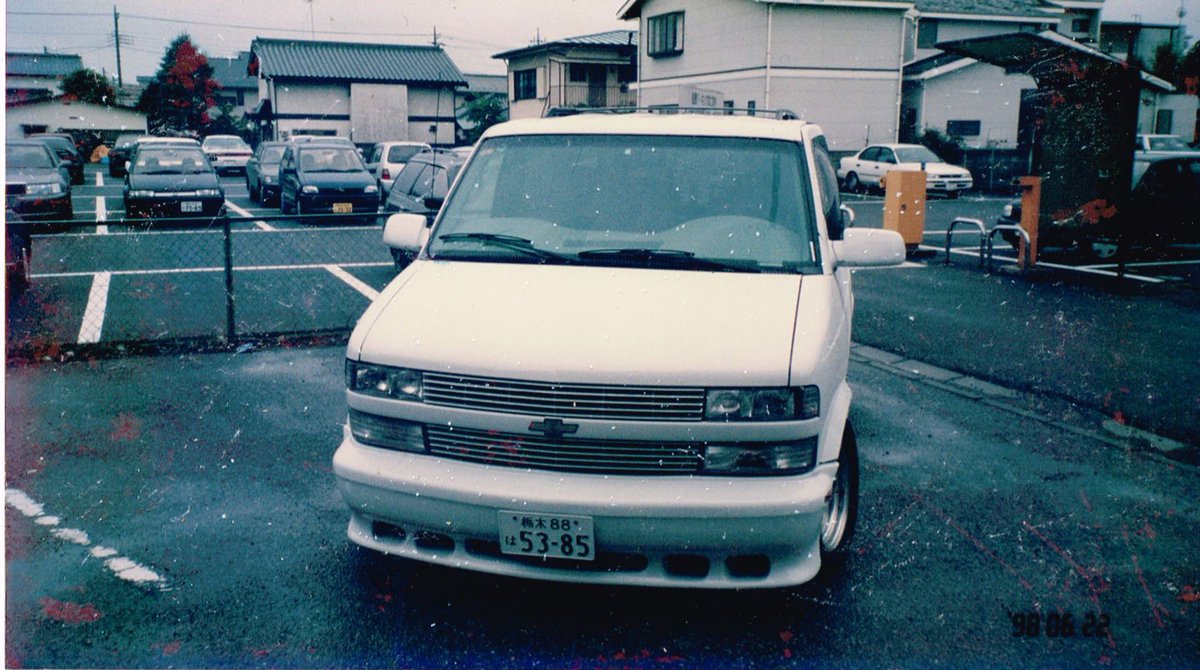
left=430, top=134, right=820, bottom=272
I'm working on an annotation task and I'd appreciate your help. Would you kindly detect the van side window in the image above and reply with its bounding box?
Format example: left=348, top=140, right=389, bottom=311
left=811, top=136, right=844, bottom=240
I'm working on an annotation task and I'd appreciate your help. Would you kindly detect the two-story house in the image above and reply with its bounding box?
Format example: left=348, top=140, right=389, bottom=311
left=247, top=38, right=466, bottom=147
left=494, top=30, right=638, bottom=120
left=901, top=0, right=1108, bottom=149
left=619, top=0, right=914, bottom=150
left=6, top=51, right=85, bottom=104
left=208, top=51, right=260, bottom=122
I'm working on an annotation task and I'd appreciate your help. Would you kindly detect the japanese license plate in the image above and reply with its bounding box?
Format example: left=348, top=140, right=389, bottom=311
left=332, top=202, right=353, bottom=213
left=499, top=511, right=594, bottom=561
left=180, top=201, right=202, bottom=213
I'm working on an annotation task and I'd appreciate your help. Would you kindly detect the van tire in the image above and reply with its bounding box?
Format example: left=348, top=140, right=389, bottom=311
left=818, top=422, right=859, bottom=574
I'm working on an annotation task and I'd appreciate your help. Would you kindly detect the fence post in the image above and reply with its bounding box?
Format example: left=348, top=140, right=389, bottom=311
left=222, top=213, right=236, bottom=343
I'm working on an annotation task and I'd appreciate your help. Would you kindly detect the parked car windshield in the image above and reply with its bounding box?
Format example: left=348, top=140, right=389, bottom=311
left=894, top=146, right=945, bottom=163
left=132, top=148, right=212, bottom=174
left=204, top=137, right=249, bottom=150
left=7, top=144, right=55, bottom=169
left=430, top=134, right=819, bottom=272
left=1146, top=136, right=1191, bottom=151
left=298, top=147, right=366, bottom=173
left=387, top=145, right=427, bottom=163
left=259, top=146, right=286, bottom=163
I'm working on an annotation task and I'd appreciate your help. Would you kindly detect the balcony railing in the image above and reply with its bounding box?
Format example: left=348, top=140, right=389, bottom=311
left=549, top=83, right=636, bottom=110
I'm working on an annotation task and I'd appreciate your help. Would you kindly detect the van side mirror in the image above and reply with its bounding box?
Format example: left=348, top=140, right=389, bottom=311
left=383, top=213, right=430, bottom=252
left=832, top=228, right=905, bottom=268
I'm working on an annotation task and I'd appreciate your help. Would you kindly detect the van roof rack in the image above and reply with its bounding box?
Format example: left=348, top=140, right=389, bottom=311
left=544, top=106, right=802, bottom=120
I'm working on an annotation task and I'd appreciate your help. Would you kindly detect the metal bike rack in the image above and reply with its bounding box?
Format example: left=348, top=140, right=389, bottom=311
left=944, top=217, right=987, bottom=268
left=986, top=224, right=1032, bottom=271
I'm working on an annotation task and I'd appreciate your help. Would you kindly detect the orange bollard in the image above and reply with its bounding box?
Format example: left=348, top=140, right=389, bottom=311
left=1017, top=177, right=1041, bottom=269
left=882, top=170, right=927, bottom=255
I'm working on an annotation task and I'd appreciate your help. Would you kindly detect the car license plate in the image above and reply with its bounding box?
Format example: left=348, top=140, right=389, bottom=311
left=499, top=511, right=594, bottom=561
left=180, top=201, right=202, bottom=213
left=332, top=202, right=353, bottom=213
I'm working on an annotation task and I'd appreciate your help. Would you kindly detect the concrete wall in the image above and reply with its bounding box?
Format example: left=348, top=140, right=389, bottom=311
left=917, top=62, right=1036, bottom=148
left=6, top=100, right=147, bottom=139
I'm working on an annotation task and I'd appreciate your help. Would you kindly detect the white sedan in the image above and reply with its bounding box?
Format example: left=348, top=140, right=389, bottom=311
left=837, top=143, right=973, bottom=197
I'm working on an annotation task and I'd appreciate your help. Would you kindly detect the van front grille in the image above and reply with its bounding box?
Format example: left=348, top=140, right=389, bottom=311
left=422, top=372, right=705, bottom=421
left=425, top=424, right=704, bottom=475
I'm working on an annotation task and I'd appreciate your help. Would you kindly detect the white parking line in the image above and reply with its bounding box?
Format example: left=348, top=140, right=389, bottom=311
left=77, top=272, right=111, bottom=344
left=6, top=488, right=169, bottom=590
left=1082, top=259, right=1200, bottom=269
left=95, top=172, right=104, bottom=187
left=225, top=201, right=274, bottom=231
left=35, top=261, right=390, bottom=280
left=324, top=264, right=380, bottom=300
left=224, top=203, right=385, bottom=300
left=95, top=195, right=108, bottom=234
left=923, top=245, right=1167, bottom=284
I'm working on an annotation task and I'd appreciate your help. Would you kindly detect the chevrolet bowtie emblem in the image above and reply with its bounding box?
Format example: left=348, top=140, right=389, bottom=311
left=528, top=418, right=579, bottom=440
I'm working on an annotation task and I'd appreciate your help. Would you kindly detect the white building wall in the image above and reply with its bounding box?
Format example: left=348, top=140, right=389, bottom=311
left=1138, top=92, right=1200, bottom=138
left=408, top=87, right=459, bottom=146
left=274, top=81, right=351, bottom=117
left=912, top=18, right=1041, bottom=62
left=506, top=54, right=548, bottom=120
left=350, top=82, right=409, bottom=143
left=5, top=101, right=147, bottom=138
left=918, top=62, right=1035, bottom=148
left=635, top=0, right=906, bottom=150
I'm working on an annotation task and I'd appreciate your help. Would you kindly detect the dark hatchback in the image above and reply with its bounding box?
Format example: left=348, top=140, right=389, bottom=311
left=108, top=132, right=151, bottom=177
left=996, top=156, right=1200, bottom=258
left=279, top=142, right=379, bottom=222
left=5, top=140, right=73, bottom=223
left=245, top=141, right=288, bottom=204
left=27, top=133, right=85, bottom=185
left=382, top=149, right=467, bottom=218
left=123, top=145, right=225, bottom=222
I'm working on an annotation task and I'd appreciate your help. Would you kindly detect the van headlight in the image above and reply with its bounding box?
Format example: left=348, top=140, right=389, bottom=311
left=346, top=361, right=423, bottom=401
left=302, top=185, right=319, bottom=194
left=365, top=184, right=379, bottom=194
left=197, top=188, right=222, bottom=197
left=127, top=189, right=155, bottom=198
left=348, top=410, right=425, bottom=453
left=1003, top=204, right=1014, bottom=218
left=704, top=386, right=819, bottom=421
left=705, top=437, right=817, bottom=474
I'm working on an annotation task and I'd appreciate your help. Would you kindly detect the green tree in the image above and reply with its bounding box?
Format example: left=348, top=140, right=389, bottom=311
left=1182, top=41, right=1200, bottom=96
left=458, top=94, right=508, bottom=145
left=61, top=68, right=116, bottom=105
left=1151, top=40, right=1183, bottom=87
left=203, top=101, right=251, bottom=140
left=137, top=34, right=219, bottom=134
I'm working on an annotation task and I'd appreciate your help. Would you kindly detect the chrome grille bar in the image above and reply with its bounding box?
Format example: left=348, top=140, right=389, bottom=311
left=426, top=425, right=703, bottom=475
left=422, top=372, right=705, bottom=421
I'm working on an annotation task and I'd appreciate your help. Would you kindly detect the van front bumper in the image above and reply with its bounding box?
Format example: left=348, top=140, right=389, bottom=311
left=333, top=427, right=835, bottom=589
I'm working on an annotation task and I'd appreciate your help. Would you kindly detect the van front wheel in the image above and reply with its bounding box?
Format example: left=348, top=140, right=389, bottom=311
left=819, top=423, right=859, bottom=565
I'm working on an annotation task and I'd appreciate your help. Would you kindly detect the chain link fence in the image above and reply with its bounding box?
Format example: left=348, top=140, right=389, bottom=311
left=6, top=212, right=395, bottom=359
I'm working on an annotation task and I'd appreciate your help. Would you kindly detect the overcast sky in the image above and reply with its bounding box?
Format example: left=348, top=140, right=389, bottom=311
left=3, top=0, right=634, bottom=81
left=3, top=0, right=1197, bottom=84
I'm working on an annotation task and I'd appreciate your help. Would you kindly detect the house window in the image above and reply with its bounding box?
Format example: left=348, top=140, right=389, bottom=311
left=569, top=63, right=588, bottom=83
left=947, top=120, right=981, bottom=137
left=513, top=69, right=537, bottom=101
left=617, top=62, right=636, bottom=84
left=647, top=12, right=684, bottom=57
left=723, top=100, right=735, bottom=115
left=1071, top=17, right=1091, bottom=33
left=1155, top=109, right=1174, bottom=135
left=747, top=100, right=756, bottom=116
left=917, top=19, right=939, bottom=48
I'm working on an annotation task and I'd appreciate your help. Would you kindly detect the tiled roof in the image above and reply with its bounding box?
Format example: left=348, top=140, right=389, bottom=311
left=208, top=51, right=257, bottom=91
left=250, top=38, right=465, bottom=86
left=463, top=73, right=507, bottom=94
left=494, top=30, right=637, bottom=60
left=6, top=52, right=84, bottom=77
left=914, top=0, right=1057, bottom=19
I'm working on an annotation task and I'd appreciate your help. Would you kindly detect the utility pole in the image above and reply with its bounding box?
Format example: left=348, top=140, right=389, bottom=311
left=112, top=5, right=123, bottom=88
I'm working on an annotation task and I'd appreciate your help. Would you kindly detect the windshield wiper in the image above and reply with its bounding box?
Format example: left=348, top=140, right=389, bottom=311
left=437, top=232, right=574, bottom=264
left=575, top=248, right=761, bottom=272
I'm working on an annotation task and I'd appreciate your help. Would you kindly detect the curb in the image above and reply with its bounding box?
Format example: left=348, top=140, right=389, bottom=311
left=850, top=343, right=1197, bottom=465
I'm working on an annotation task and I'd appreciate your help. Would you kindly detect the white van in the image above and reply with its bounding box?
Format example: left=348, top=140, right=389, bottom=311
left=334, top=111, right=905, bottom=588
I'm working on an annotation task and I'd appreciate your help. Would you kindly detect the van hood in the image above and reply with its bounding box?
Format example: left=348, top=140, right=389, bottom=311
left=353, top=262, right=804, bottom=387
